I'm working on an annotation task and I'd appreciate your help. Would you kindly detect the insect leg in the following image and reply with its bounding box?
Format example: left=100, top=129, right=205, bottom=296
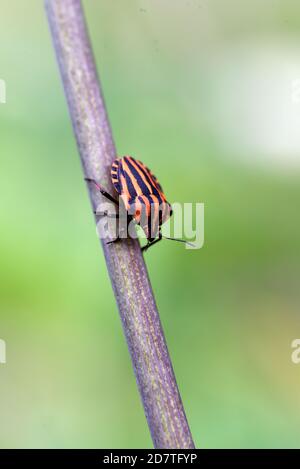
left=85, top=178, right=119, bottom=205
left=106, top=238, right=121, bottom=245
left=141, top=232, right=163, bottom=252
left=93, top=210, right=119, bottom=218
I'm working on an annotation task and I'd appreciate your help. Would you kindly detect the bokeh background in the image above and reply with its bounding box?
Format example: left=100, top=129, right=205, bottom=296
left=1, top=0, right=300, bottom=448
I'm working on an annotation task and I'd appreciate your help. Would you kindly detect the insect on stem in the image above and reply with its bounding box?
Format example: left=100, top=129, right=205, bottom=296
left=45, top=0, right=195, bottom=449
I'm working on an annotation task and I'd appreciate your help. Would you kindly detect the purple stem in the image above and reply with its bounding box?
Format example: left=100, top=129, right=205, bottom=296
left=45, top=0, right=195, bottom=449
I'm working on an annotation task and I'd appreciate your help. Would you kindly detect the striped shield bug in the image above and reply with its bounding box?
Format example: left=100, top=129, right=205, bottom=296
left=86, top=156, right=193, bottom=251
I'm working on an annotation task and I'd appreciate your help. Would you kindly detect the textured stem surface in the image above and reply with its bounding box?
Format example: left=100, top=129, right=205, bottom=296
left=45, top=0, right=194, bottom=449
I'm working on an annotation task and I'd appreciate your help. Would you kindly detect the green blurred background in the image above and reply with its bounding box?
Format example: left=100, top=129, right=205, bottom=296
left=1, top=0, right=300, bottom=448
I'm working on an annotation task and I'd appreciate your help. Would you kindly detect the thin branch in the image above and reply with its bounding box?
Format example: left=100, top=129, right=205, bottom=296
left=45, top=0, right=195, bottom=449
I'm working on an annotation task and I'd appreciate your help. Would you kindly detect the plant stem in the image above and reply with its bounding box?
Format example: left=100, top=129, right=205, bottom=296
left=45, top=0, right=195, bottom=449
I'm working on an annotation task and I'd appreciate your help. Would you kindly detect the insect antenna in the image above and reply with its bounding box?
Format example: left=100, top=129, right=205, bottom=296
left=162, top=236, right=195, bottom=248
